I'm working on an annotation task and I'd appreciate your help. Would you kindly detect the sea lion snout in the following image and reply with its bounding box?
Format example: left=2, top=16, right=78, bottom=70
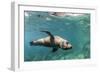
left=67, top=44, right=72, bottom=49
left=62, top=41, right=72, bottom=50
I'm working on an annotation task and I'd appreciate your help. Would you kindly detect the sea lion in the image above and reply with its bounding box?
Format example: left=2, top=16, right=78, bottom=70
left=30, top=31, right=72, bottom=52
left=49, top=12, right=67, bottom=16
left=49, top=12, right=82, bottom=17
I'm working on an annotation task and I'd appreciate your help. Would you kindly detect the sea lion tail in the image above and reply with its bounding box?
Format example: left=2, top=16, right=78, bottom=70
left=29, top=41, right=37, bottom=46
left=30, top=41, right=34, bottom=46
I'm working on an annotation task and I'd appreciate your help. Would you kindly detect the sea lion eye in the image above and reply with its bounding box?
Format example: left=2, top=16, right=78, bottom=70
left=66, top=42, right=69, bottom=44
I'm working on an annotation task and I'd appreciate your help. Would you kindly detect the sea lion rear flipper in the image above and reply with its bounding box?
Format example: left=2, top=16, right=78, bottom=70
left=52, top=48, right=58, bottom=52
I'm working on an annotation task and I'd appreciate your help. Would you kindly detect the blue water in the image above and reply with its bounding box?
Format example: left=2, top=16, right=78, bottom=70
left=24, top=11, right=90, bottom=61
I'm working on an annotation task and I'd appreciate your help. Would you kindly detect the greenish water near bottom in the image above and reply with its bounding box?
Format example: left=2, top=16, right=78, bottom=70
left=24, top=11, right=90, bottom=61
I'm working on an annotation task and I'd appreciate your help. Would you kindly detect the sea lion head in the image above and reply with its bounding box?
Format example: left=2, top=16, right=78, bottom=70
left=61, top=40, right=72, bottom=50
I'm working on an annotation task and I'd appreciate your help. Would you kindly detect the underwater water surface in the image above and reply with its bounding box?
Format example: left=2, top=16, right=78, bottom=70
left=24, top=11, right=90, bottom=61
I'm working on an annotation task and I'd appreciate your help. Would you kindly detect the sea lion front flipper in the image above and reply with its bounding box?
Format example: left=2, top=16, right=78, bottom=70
left=41, top=31, right=56, bottom=51
left=40, top=30, right=54, bottom=39
left=52, top=48, right=58, bottom=52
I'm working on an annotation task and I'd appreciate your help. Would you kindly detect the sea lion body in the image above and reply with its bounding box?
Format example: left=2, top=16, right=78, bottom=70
left=49, top=12, right=67, bottom=17
left=34, top=36, right=67, bottom=48
left=30, top=31, right=72, bottom=52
